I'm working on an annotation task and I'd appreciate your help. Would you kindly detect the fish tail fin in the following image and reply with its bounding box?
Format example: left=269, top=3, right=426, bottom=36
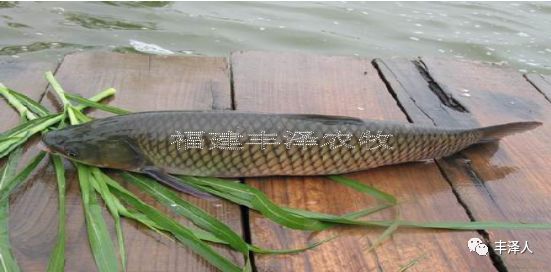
left=477, top=121, right=542, bottom=143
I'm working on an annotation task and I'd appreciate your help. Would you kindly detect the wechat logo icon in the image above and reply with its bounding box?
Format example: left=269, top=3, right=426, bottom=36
left=468, top=238, right=488, bottom=256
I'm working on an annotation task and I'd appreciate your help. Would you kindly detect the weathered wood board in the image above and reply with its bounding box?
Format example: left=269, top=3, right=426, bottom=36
left=376, top=57, right=551, bottom=271
left=526, top=73, right=551, bottom=103
left=418, top=57, right=551, bottom=271
left=1, top=51, right=550, bottom=272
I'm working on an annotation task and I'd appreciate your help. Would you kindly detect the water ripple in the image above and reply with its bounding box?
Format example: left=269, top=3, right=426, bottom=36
left=0, top=2, right=549, bottom=73
left=64, top=12, right=157, bottom=30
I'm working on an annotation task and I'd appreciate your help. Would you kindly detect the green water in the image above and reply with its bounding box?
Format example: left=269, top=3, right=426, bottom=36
left=1, top=1, right=550, bottom=74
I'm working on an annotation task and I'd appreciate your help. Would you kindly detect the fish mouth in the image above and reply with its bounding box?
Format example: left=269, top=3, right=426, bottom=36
left=38, top=140, right=65, bottom=155
left=40, top=132, right=65, bottom=155
left=37, top=140, right=53, bottom=153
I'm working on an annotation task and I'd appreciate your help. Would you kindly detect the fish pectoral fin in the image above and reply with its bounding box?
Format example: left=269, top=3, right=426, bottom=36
left=142, top=167, right=216, bottom=200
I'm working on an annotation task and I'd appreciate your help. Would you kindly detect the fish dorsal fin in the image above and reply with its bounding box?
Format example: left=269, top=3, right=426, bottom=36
left=113, top=110, right=367, bottom=125
left=279, top=113, right=365, bottom=125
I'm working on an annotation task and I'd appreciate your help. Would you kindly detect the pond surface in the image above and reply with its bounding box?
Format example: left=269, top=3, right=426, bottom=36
left=1, top=1, right=550, bottom=73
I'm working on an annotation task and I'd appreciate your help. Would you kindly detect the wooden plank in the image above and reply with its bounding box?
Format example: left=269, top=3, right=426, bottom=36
left=420, top=57, right=551, bottom=272
left=377, top=56, right=551, bottom=271
left=373, top=58, right=475, bottom=127
left=8, top=52, right=242, bottom=271
left=0, top=58, right=61, bottom=272
left=525, top=74, right=551, bottom=103
left=231, top=51, right=496, bottom=272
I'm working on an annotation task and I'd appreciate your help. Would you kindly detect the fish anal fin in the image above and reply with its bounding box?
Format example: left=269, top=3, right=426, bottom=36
left=142, top=166, right=216, bottom=200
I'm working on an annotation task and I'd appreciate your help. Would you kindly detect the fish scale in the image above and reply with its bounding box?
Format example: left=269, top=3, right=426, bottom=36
left=124, top=111, right=479, bottom=176
left=42, top=111, right=541, bottom=178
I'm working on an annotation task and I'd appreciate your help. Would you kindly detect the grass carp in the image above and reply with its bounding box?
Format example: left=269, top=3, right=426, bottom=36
left=42, top=111, right=541, bottom=196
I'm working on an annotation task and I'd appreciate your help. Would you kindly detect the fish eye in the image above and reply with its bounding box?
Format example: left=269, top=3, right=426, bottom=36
left=66, top=148, right=78, bottom=158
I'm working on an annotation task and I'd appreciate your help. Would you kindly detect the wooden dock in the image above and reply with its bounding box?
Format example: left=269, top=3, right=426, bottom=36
left=1, top=51, right=550, bottom=271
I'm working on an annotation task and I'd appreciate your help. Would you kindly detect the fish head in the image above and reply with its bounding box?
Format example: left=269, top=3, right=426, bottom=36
left=42, top=122, right=143, bottom=170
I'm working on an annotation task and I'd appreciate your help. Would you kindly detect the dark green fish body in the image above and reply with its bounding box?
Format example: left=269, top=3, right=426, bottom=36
left=42, top=111, right=541, bottom=178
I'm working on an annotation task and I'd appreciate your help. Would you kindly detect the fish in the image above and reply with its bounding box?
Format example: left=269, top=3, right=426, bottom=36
left=42, top=111, right=541, bottom=197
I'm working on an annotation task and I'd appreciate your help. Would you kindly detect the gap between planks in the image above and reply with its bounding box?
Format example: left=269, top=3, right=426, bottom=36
left=229, top=57, right=257, bottom=272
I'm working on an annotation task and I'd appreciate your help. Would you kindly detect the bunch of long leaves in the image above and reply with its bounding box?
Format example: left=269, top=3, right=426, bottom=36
left=0, top=73, right=550, bottom=272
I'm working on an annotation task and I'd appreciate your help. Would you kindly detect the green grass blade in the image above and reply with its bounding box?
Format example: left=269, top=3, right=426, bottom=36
left=0, top=152, right=46, bottom=203
left=285, top=204, right=392, bottom=222
left=283, top=208, right=383, bottom=227
left=46, top=72, right=121, bottom=120
left=89, top=169, right=128, bottom=271
left=116, top=192, right=240, bottom=271
left=73, top=88, right=118, bottom=112
left=250, top=235, right=337, bottom=254
left=341, top=204, right=393, bottom=219
left=0, top=138, right=26, bottom=157
left=107, top=181, right=242, bottom=272
left=328, top=175, right=396, bottom=204
left=283, top=204, right=394, bottom=229
left=364, top=220, right=400, bottom=252
left=65, top=93, right=130, bottom=115
left=1, top=114, right=58, bottom=137
left=0, top=84, right=37, bottom=120
left=0, top=148, right=22, bottom=189
left=0, top=114, right=61, bottom=140
left=77, top=165, right=119, bottom=272
left=182, top=177, right=392, bottom=229
left=0, top=136, right=25, bottom=145
left=175, top=213, right=336, bottom=256
left=46, top=155, right=67, bottom=272
left=182, top=177, right=251, bottom=203
left=398, top=252, right=428, bottom=272
left=0, top=148, right=23, bottom=272
left=117, top=207, right=177, bottom=243
left=181, top=176, right=328, bottom=231
left=45, top=71, right=79, bottom=125
left=242, top=257, right=252, bottom=272
left=69, top=107, right=92, bottom=123
left=284, top=207, right=551, bottom=230
left=0, top=115, right=62, bottom=159
left=0, top=202, right=19, bottom=272
left=45, top=72, right=70, bottom=107
left=122, top=173, right=249, bottom=254
left=187, top=225, right=332, bottom=255
left=4, top=87, right=51, bottom=117
left=392, top=220, right=551, bottom=230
